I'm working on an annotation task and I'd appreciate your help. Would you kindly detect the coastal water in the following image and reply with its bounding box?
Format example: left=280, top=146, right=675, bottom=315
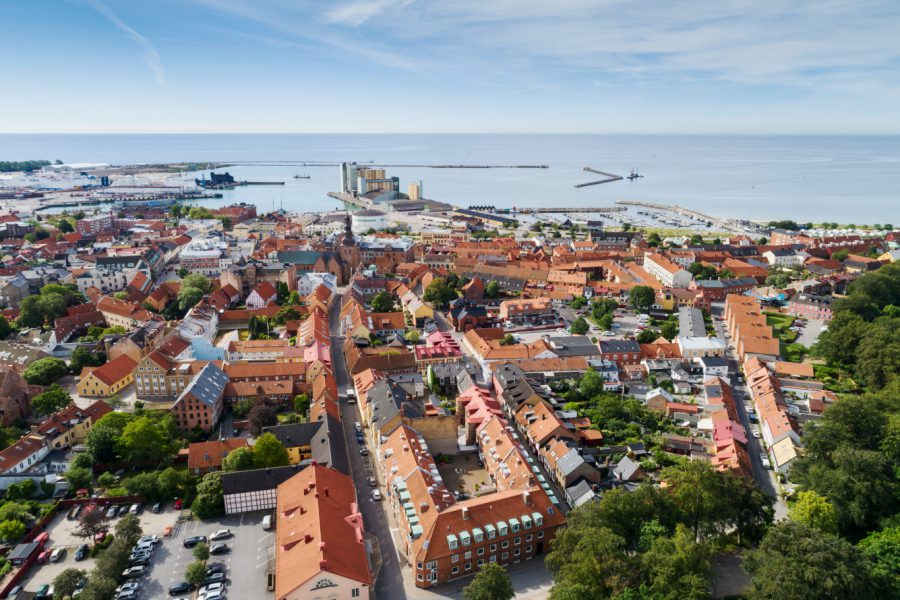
left=1, top=134, right=898, bottom=223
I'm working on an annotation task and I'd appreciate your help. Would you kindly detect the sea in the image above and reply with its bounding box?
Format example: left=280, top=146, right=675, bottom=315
left=1, top=134, right=898, bottom=223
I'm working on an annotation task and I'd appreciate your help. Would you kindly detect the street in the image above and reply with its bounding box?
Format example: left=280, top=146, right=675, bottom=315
left=709, top=303, right=788, bottom=519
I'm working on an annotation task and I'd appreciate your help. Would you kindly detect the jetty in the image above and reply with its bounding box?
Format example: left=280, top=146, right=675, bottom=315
left=516, top=206, right=627, bottom=214
left=327, top=191, right=371, bottom=209
left=575, top=167, right=623, bottom=188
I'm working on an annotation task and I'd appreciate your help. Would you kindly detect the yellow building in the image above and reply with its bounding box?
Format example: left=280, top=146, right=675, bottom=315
left=261, top=422, right=320, bottom=464
left=35, top=400, right=113, bottom=450
left=77, top=355, right=138, bottom=398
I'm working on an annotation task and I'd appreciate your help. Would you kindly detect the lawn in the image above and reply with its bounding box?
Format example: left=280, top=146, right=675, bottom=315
left=765, top=311, right=798, bottom=343
left=813, top=364, right=862, bottom=393
left=782, top=342, right=806, bottom=363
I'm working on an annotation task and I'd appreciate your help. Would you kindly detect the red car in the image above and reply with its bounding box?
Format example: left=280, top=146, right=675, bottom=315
left=34, top=532, right=50, bottom=546
left=173, top=498, right=183, bottom=510
left=37, top=550, right=51, bottom=564
left=94, top=531, right=107, bottom=544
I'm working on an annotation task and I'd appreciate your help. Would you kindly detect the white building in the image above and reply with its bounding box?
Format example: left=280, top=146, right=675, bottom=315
left=298, top=272, right=337, bottom=296
left=677, top=336, right=727, bottom=359
left=351, top=209, right=388, bottom=234
left=763, top=249, right=804, bottom=268
left=643, top=253, right=693, bottom=288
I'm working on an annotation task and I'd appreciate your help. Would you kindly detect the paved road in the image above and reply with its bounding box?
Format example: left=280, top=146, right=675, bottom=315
left=709, top=303, right=788, bottom=520
left=329, top=294, right=408, bottom=600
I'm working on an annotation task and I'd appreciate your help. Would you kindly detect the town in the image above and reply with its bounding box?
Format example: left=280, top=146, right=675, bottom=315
left=0, top=161, right=895, bottom=600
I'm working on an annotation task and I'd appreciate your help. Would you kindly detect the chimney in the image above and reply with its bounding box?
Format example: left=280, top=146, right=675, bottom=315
left=323, top=487, right=329, bottom=497
left=522, top=490, right=531, bottom=505
left=462, top=506, right=469, bottom=520
left=304, top=533, right=313, bottom=543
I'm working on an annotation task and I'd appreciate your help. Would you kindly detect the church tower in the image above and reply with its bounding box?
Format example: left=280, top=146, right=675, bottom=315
left=338, top=211, right=360, bottom=283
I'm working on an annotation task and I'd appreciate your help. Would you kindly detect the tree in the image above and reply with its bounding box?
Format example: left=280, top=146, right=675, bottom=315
left=178, top=286, right=204, bottom=312
left=74, top=506, right=110, bottom=539
left=0, top=315, right=14, bottom=340
left=158, top=466, right=193, bottom=501
left=191, top=471, right=224, bottom=519
left=404, top=330, right=421, bottom=343
left=484, top=281, right=500, bottom=299
left=640, top=524, right=713, bottom=599
left=79, top=572, right=118, bottom=600
left=97, top=471, right=116, bottom=488
left=636, top=328, right=659, bottom=344
left=115, top=514, right=143, bottom=547
left=65, top=467, right=94, bottom=492
left=70, top=345, right=105, bottom=372
left=118, top=415, right=173, bottom=465
left=123, top=471, right=159, bottom=499
left=424, top=278, right=457, bottom=309
left=370, top=291, right=396, bottom=313
left=247, top=402, right=277, bottom=436
left=253, top=432, right=290, bottom=468
left=463, top=562, right=514, bottom=600
left=185, top=561, right=208, bottom=587
left=688, top=262, right=718, bottom=280
left=274, top=306, right=301, bottom=325
left=498, top=333, right=515, bottom=346
left=232, top=399, right=253, bottom=418
left=570, top=296, right=587, bottom=309
left=547, top=518, right=634, bottom=599
left=0, top=519, right=25, bottom=542
left=53, top=568, right=87, bottom=600
left=790, top=490, right=838, bottom=534
left=744, top=522, right=875, bottom=600
left=570, top=317, right=589, bottom=335
left=30, top=383, right=71, bottom=416
left=293, top=393, right=310, bottom=416
left=4, top=479, right=36, bottom=501
left=182, top=274, right=211, bottom=293
left=832, top=249, right=850, bottom=262
left=222, top=446, right=255, bottom=472
left=23, top=357, right=68, bottom=385
left=660, top=319, right=678, bottom=341
left=857, top=526, right=900, bottom=597
left=193, top=542, right=210, bottom=562
left=86, top=424, right=119, bottom=463
left=629, top=286, right=655, bottom=310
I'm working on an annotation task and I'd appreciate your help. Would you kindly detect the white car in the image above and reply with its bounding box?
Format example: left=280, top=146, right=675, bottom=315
left=371, top=489, right=382, bottom=501
left=199, top=583, right=225, bottom=596
left=752, top=430, right=761, bottom=439
left=199, top=592, right=225, bottom=600
left=760, top=454, right=771, bottom=469
left=209, top=529, right=233, bottom=541
left=138, top=535, right=160, bottom=545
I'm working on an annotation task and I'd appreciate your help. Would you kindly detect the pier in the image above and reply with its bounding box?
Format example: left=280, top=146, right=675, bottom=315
left=575, top=166, right=623, bottom=188
left=327, top=191, right=371, bottom=209
left=231, top=161, right=549, bottom=169
left=516, top=206, right=627, bottom=214
left=615, top=200, right=751, bottom=233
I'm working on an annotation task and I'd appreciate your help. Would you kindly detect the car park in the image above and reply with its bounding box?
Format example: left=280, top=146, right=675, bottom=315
left=75, top=543, right=89, bottom=561
left=183, top=535, right=208, bottom=548
left=209, top=529, right=233, bottom=541
left=210, top=543, right=229, bottom=555
left=50, top=547, right=66, bottom=562
left=169, top=582, right=193, bottom=596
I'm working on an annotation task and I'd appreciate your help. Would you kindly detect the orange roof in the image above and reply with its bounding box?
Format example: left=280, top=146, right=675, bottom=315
left=187, top=438, right=248, bottom=471
left=771, top=361, right=814, bottom=378
left=82, top=354, right=137, bottom=386
left=275, top=465, right=372, bottom=596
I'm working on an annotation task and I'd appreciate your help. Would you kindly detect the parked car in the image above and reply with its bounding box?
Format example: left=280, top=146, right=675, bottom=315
left=354, top=422, right=362, bottom=433
left=6, top=585, right=22, bottom=599
left=210, top=543, right=229, bottom=555
left=50, top=547, right=66, bottom=562
left=128, top=556, right=149, bottom=568
left=94, top=531, right=107, bottom=544
left=209, top=529, right=233, bottom=541
left=760, top=453, right=771, bottom=469
left=35, top=532, right=49, bottom=546
left=115, top=583, right=140, bottom=595
left=356, top=435, right=364, bottom=444
left=129, top=503, right=143, bottom=515
left=173, top=498, right=183, bottom=510
left=75, top=544, right=89, bottom=561
left=106, top=505, right=118, bottom=519
left=138, top=535, right=160, bottom=545
left=151, top=501, right=163, bottom=513
left=371, top=489, right=382, bottom=501
left=262, top=514, right=273, bottom=530
left=183, top=536, right=207, bottom=548
left=198, top=592, right=225, bottom=600
left=37, top=550, right=51, bottom=564
left=359, top=447, right=368, bottom=456
left=206, top=563, right=226, bottom=575
left=35, top=585, right=50, bottom=600
left=122, top=566, right=146, bottom=579
left=752, top=430, right=761, bottom=439
left=203, top=571, right=226, bottom=585
left=168, top=582, right=193, bottom=596
left=367, top=476, right=377, bottom=487
left=67, top=504, right=83, bottom=520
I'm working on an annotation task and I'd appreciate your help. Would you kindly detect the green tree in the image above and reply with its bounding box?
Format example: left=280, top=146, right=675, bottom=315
left=640, top=524, right=713, bottom=599
left=274, top=306, right=301, bottom=325
left=70, top=345, right=106, bottom=372
left=97, top=471, right=116, bottom=488
left=86, top=423, right=119, bottom=463
left=570, top=296, right=587, bottom=309
left=463, top=562, right=515, bottom=600
left=484, top=281, right=501, bottom=299
left=857, top=526, right=900, bottom=597
left=158, top=467, right=193, bottom=501
left=30, top=383, right=71, bottom=416
left=569, top=317, right=589, bottom=335
left=253, top=432, right=290, bottom=468
left=744, top=522, right=875, bottom=600
left=185, top=561, right=208, bottom=587
left=23, top=357, right=68, bottom=385
left=123, top=471, right=159, bottom=499
left=789, top=490, right=838, bottom=534
left=292, top=393, right=310, bottom=416
left=832, top=249, right=850, bottom=262
left=193, top=542, right=210, bottom=562
left=53, top=568, right=86, bottom=600
left=660, top=319, right=678, bottom=341
left=0, top=519, right=25, bottom=542
left=629, top=286, right=655, bottom=310
left=182, top=274, right=211, bottom=293
left=4, top=478, right=36, bottom=501
left=115, top=514, right=143, bottom=547
left=0, top=315, right=15, bottom=340
left=192, top=471, right=225, bottom=519
left=222, top=446, right=255, bottom=472
left=636, top=328, right=659, bottom=344
left=547, top=519, right=634, bottom=599
left=0, top=502, right=32, bottom=524
left=424, top=278, right=457, bottom=309
left=498, top=333, right=515, bottom=346
left=370, top=290, right=396, bottom=313
left=404, top=330, right=421, bottom=343
left=64, top=467, right=94, bottom=491
left=118, top=415, right=173, bottom=465
left=178, top=286, right=205, bottom=312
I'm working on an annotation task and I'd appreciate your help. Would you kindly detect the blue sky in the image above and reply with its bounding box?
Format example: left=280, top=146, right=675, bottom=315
left=3, top=0, right=900, bottom=133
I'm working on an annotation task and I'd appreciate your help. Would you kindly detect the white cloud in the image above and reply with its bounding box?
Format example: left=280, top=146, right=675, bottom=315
left=86, top=0, right=166, bottom=86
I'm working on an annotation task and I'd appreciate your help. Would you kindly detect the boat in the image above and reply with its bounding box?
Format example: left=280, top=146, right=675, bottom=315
left=627, top=168, right=644, bottom=181
left=293, top=174, right=311, bottom=179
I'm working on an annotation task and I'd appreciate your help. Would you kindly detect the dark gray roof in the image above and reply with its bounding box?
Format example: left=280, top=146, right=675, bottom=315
left=599, top=340, right=641, bottom=353
left=311, top=414, right=349, bottom=475
left=277, top=250, right=326, bottom=266
left=262, top=422, right=321, bottom=448
left=545, top=336, right=601, bottom=357
left=178, top=363, right=228, bottom=408
left=9, top=541, right=39, bottom=561
left=222, top=464, right=305, bottom=495
left=556, top=448, right=587, bottom=476
left=698, top=356, right=729, bottom=368
left=678, top=306, right=706, bottom=338
left=368, top=379, right=407, bottom=429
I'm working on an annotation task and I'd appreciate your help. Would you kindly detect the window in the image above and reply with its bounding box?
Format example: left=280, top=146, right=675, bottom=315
left=477, top=558, right=484, bottom=566
left=417, top=574, right=423, bottom=582
left=514, top=549, right=521, bottom=556
left=451, top=554, right=459, bottom=564
left=526, top=545, right=532, bottom=553
left=490, top=544, right=496, bottom=552
left=464, top=551, right=471, bottom=560
left=502, top=552, right=509, bottom=560
left=427, top=561, right=436, bottom=570
left=526, top=534, right=533, bottom=542
left=477, top=547, right=484, bottom=556
left=417, top=562, right=423, bottom=570
left=465, top=563, right=472, bottom=571
left=489, top=555, right=497, bottom=563
left=501, top=541, right=509, bottom=549
left=351, top=590, right=360, bottom=598
left=452, top=566, right=459, bottom=575
left=514, top=537, right=521, bottom=545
